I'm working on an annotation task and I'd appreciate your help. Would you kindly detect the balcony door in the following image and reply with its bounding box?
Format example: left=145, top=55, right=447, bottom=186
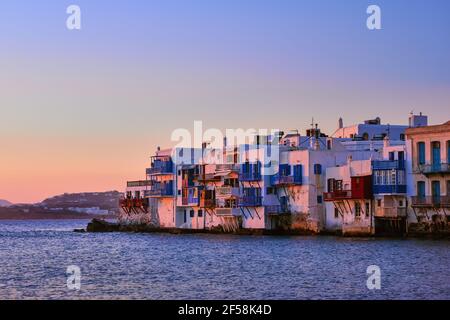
left=432, top=141, right=441, bottom=171
left=432, top=181, right=440, bottom=205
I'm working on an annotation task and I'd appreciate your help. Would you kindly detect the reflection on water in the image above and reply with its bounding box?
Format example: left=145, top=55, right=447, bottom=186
left=0, top=220, right=449, bottom=300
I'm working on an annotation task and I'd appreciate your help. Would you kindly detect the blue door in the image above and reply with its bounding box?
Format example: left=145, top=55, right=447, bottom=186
left=432, top=142, right=441, bottom=171
left=432, top=181, right=440, bottom=205
left=417, top=181, right=425, bottom=199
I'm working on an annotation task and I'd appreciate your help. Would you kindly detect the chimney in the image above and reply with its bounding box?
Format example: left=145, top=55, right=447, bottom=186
left=338, top=117, right=343, bottom=129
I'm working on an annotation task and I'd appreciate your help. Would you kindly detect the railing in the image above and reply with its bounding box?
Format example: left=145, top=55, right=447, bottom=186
left=416, top=163, right=450, bottom=175
left=271, top=175, right=302, bottom=186
left=215, top=207, right=241, bottom=216
left=373, top=185, right=407, bottom=194
left=411, top=196, right=450, bottom=207
left=199, top=198, right=216, bottom=208
left=239, top=171, right=262, bottom=181
left=324, top=190, right=352, bottom=201
left=127, top=180, right=152, bottom=188
left=215, top=164, right=240, bottom=172
left=144, top=183, right=174, bottom=197
left=119, top=198, right=147, bottom=207
left=375, top=207, right=407, bottom=218
left=146, top=161, right=173, bottom=175
left=195, top=173, right=220, bottom=182
left=265, top=205, right=290, bottom=215
left=372, top=160, right=405, bottom=170
left=215, top=186, right=240, bottom=198
left=239, top=196, right=263, bottom=207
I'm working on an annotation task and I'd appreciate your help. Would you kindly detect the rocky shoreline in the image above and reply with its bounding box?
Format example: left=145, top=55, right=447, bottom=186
left=81, top=219, right=450, bottom=239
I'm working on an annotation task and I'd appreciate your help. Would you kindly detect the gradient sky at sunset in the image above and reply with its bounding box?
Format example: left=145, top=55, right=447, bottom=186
left=1, top=0, right=449, bottom=203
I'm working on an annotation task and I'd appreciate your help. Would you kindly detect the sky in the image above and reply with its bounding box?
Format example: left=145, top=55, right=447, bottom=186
left=0, top=0, right=449, bottom=203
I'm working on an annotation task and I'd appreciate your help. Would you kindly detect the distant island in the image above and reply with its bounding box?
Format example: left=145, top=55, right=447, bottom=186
left=0, top=191, right=120, bottom=220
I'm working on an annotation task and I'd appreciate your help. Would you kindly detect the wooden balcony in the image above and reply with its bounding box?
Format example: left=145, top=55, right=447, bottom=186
left=374, top=207, right=407, bottom=218
left=411, top=196, right=450, bottom=208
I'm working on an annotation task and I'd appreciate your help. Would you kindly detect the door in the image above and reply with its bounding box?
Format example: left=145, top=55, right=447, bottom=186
left=432, top=142, right=441, bottom=171
left=417, top=181, right=426, bottom=199
left=432, top=181, right=440, bottom=205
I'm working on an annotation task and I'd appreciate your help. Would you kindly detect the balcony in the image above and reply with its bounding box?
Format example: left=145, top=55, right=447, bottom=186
left=119, top=198, right=148, bottom=208
left=181, top=187, right=199, bottom=206
left=324, top=190, right=353, bottom=201
left=374, top=207, right=407, bottom=218
left=195, top=172, right=221, bottom=183
left=271, top=174, right=302, bottom=186
left=199, top=190, right=216, bottom=208
left=372, top=160, right=405, bottom=170
left=416, top=163, right=450, bottom=176
left=239, top=195, right=263, bottom=207
left=239, top=171, right=262, bottom=182
left=215, top=164, right=240, bottom=173
left=265, top=205, right=290, bottom=215
left=215, top=207, right=241, bottom=216
left=373, top=185, right=407, bottom=194
left=127, top=180, right=152, bottom=188
left=215, top=186, right=240, bottom=198
left=146, top=159, right=173, bottom=175
left=144, top=182, right=174, bottom=197
left=411, top=196, right=450, bottom=208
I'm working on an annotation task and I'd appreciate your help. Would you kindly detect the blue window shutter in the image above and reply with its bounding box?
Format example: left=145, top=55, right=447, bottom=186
left=314, top=164, right=322, bottom=175
left=418, top=142, right=425, bottom=165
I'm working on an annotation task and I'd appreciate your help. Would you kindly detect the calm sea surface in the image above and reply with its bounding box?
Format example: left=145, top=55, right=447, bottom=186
left=0, top=219, right=449, bottom=300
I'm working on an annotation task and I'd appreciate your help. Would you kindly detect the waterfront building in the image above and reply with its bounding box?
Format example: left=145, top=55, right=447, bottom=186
left=118, top=114, right=449, bottom=236
left=406, top=119, right=450, bottom=232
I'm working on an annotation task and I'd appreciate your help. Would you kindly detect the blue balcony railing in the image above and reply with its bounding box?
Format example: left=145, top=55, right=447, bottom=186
left=373, top=184, right=406, bottom=194
left=239, top=171, right=262, bottom=181
left=145, top=182, right=174, bottom=197
left=419, top=163, right=450, bottom=175
left=372, top=160, right=405, bottom=170
left=239, top=195, right=263, bottom=207
left=271, top=174, right=302, bottom=186
left=146, top=160, right=173, bottom=175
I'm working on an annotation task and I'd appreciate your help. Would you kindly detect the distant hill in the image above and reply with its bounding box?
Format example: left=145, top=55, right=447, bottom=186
left=40, top=191, right=121, bottom=213
left=0, top=191, right=121, bottom=220
left=0, top=199, right=12, bottom=207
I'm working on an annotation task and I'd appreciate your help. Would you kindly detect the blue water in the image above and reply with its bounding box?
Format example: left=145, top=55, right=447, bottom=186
left=0, top=220, right=449, bottom=300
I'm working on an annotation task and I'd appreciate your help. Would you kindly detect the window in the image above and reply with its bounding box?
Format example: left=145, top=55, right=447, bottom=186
left=389, top=152, right=395, bottom=161
left=362, top=132, right=369, bottom=141
left=417, top=181, right=426, bottom=198
left=314, top=164, right=322, bottom=175
left=198, top=210, right=203, bottom=218
left=266, top=187, right=275, bottom=195
left=391, top=170, right=397, bottom=185
left=327, top=178, right=335, bottom=192
left=365, top=202, right=370, bottom=217
left=178, top=190, right=181, bottom=196
left=183, top=210, right=187, bottom=223
left=377, top=199, right=382, bottom=207
left=400, top=134, right=405, bottom=141
left=334, top=208, right=339, bottom=218
left=417, top=142, right=425, bottom=165
left=178, top=170, right=181, bottom=176
left=447, top=141, right=450, bottom=165
left=190, top=210, right=195, bottom=218
left=355, top=203, right=361, bottom=217
left=399, top=200, right=404, bottom=207
left=317, top=196, right=323, bottom=204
